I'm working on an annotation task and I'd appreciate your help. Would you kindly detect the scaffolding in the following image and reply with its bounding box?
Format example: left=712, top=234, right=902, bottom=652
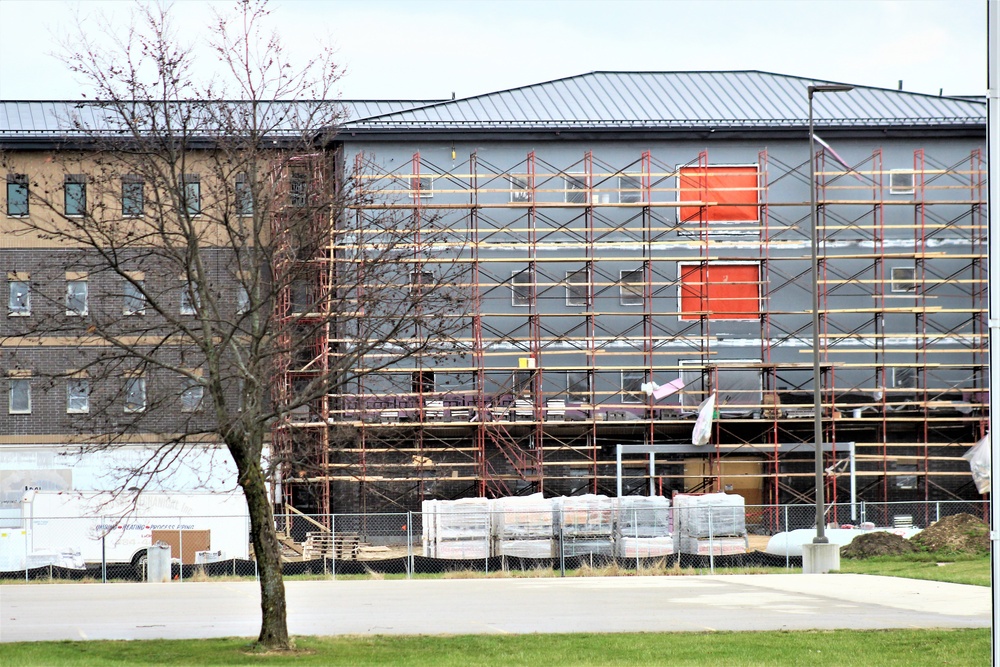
left=274, top=146, right=987, bottom=515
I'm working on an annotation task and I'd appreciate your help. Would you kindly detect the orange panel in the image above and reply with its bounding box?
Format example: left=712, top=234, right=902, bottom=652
left=678, top=166, right=759, bottom=223
left=680, top=264, right=759, bottom=320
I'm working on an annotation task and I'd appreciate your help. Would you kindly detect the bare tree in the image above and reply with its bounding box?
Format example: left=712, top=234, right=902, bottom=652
left=0, top=0, right=465, bottom=650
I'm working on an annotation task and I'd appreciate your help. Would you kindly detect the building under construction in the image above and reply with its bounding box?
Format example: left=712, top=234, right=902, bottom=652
left=271, top=71, right=989, bottom=515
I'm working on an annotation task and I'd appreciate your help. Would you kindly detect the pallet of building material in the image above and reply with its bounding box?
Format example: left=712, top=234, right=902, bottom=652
left=616, top=495, right=672, bottom=538
left=492, top=493, right=554, bottom=540
left=435, top=539, right=491, bottom=560
left=677, top=535, right=747, bottom=556
left=555, top=494, right=614, bottom=539
left=561, top=538, right=614, bottom=557
left=617, top=536, right=674, bottom=558
left=422, top=498, right=491, bottom=558
left=673, top=492, right=746, bottom=539
left=495, top=538, right=555, bottom=558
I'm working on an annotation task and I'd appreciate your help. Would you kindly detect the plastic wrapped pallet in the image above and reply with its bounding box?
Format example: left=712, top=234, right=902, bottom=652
left=492, top=493, right=553, bottom=540
left=618, top=536, right=674, bottom=558
left=616, top=495, right=671, bottom=538
left=555, top=494, right=614, bottom=539
left=562, top=538, right=614, bottom=557
left=495, top=538, right=555, bottom=558
left=423, top=498, right=491, bottom=558
left=677, top=535, right=747, bottom=556
left=673, top=492, right=746, bottom=538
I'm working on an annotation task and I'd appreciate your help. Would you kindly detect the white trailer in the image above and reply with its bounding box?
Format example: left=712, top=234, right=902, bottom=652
left=13, top=490, right=250, bottom=573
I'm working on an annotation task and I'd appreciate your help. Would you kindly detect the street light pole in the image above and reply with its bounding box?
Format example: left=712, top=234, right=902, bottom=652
left=808, top=84, right=853, bottom=546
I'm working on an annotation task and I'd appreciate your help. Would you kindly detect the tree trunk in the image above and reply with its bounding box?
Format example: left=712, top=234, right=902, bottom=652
left=240, top=463, right=289, bottom=649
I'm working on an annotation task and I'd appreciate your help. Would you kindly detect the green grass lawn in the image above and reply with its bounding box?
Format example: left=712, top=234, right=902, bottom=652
left=837, top=554, right=989, bottom=587
left=1, top=629, right=988, bottom=667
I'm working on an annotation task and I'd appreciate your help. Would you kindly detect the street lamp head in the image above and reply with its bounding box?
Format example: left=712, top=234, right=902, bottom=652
left=808, top=84, right=855, bottom=96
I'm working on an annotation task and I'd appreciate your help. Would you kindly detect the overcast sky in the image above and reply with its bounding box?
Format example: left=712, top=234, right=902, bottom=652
left=0, top=0, right=988, bottom=101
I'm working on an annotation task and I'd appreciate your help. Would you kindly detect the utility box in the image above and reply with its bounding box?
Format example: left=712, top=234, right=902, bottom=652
left=146, top=542, right=171, bottom=582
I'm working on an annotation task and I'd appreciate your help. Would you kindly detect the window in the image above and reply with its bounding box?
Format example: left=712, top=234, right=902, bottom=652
left=124, top=376, right=146, bottom=412
left=67, top=378, right=90, bottom=414
left=889, top=170, right=915, bottom=195
left=566, top=371, right=590, bottom=401
left=64, top=175, right=87, bottom=216
left=509, top=175, right=531, bottom=203
left=565, top=268, right=590, bottom=307
left=891, top=367, right=917, bottom=389
left=678, top=165, right=758, bottom=225
left=411, top=370, right=435, bottom=394
left=409, top=269, right=434, bottom=295
left=290, top=171, right=308, bottom=207
left=891, top=266, right=917, bottom=293
left=511, top=268, right=534, bottom=307
left=680, top=360, right=762, bottom=414
left=619, top=175, right=644, bottom=204
left=236, top=284, right=250, bottom=314
left=619, top=268, right=644, bottom=306
left=564, top=174, right=588, bottom=204
left=512, top=369, right=534, bottom=394
left=679, top=263, right=760, bottom=320
left=181, top=376, right=204, bottom=412
left=182, top=174, right=200, bottom=216
left=6, top=174, right=28, bottom=216
left=122, top=175, right=144, bottom=217
left=8, top=275, right=30, bottom=316
left=9, top=378, right=30, bottom=414
left=409, top=176, right=432, bottom=199
left=235, top=173, right=253, bottom=216
left=180, top=281, right=200, bottom=315
left=895, top=463, right=918, bottom=490
left=66, top=277, right=88, bottom=316
left=123, top=279, right=146, bottom=315
left=621, top=371, right=646, bottom=404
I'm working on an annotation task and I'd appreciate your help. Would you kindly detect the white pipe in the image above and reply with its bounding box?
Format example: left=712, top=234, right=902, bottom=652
left=986, top=2, right=998, bottom=666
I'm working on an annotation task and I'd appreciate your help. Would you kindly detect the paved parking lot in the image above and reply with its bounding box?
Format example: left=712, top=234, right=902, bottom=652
left=0, top=574, right=990, bottom=642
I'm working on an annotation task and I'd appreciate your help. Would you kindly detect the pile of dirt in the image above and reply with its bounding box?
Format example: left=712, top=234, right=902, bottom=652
left=841, top=531, right=917, bottom=559
left=910, top=513, right=989, bottom=555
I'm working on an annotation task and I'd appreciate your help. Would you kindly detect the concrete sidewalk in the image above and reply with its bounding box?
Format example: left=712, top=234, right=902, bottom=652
left=0, top=574, right=989, bottom=642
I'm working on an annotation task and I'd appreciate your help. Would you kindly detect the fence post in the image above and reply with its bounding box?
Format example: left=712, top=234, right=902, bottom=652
left=331, top=514, right=336, bottom=581
left=783, top=505, right=790, bottom=570
left=178, top=516, right=183, bottom=582
left=407, top=511, right=413, bottom=580
left=634, top=507, right=639, bottom=572
left=936, top=501, right=941, bottom=524
left=558, top=520, right=565, bottom=577
left=708, top=509, right=715, bottom=575
left=102, top=529, right=107, bottom=583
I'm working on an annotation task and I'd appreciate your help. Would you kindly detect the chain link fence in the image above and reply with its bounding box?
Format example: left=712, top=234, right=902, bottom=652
left=0, top=499, right=986, bottom=582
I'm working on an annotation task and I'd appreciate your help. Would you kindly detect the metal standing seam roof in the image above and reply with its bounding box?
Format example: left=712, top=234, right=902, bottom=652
left=339, top=71, right=986, bottom=130
left=0, top=99, right=445, bottom=136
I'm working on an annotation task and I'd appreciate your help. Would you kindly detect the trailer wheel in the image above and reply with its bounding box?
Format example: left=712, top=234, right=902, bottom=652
left=132, top=550, right=148, bottom=580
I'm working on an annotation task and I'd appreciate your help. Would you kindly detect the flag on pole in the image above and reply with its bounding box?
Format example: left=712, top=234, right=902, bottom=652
left=692, top=393, right=717, bottom=446
left=814, top=134, right=866, bottom=183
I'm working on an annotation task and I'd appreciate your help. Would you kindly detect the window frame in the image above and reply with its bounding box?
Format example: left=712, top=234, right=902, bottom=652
left=619, top=268, right=645, bottom=306
left=180, top=376, right=205, bottom=412
left=66, top=378, right=90, bottom=414
left=678, top=261, right=761, bottom=321
left=411, top=370, right=435, bottom=394
left=409, top=269, right=435, bottom=296
left=620, top=370, right=647, bottom=404
left=511, top=268, right=534, bottom=307
left=65, top=279, right=89, bottom=316
left=889, top=170, right=916, bottom=196
left=124, top=376, right=147, bottom=413
left=182, top=174, right=201, bottom=216
left=179, top=281, right=200, bottom=315
left=677, top=163, right=759, bottom=228
left=235, top=173, right=253, bottom=216
left=891, top=266, right=917, bottom=293
left=564, top=173, right=588, bottom=204
left=508, top=175, right=531, bottom=203
left=409, top=176, right=433, bottom=199
left=123, top=279, right=146, bottom=316
left=566, top=371, right=590, bottom=402
left=64, top=175, right=87, bottom=217
left=618, top=174, right=644, bottom=204
left=565, top=268, right=590, bottom=307
left=9, top=377, right=31, bottom=414
left=121, top=175, right=144, bottom=218
left=6, top=174, right=28, bottom=217
left=8, top=277, right=30, bottom=316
